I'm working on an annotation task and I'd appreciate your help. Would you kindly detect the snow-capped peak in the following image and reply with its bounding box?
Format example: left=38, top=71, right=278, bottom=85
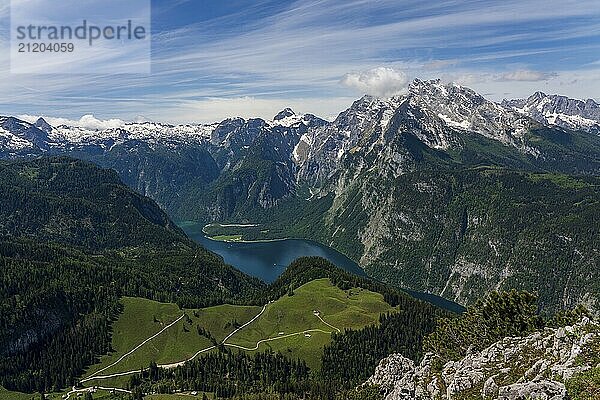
left=503, top=93, right=600, bottom=134
left=274, top=108, right=296, bottom=121
left=268, top=109, right=327, bottom=129
left=405, top=78, right=534, bottom=147
left=34, top=117, right=53, bottom=133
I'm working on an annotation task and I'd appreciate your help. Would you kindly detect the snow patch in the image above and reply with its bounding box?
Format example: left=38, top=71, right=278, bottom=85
left=0, top=127, right=34, bottom=150
left=437, top=113, right=471, bottom=130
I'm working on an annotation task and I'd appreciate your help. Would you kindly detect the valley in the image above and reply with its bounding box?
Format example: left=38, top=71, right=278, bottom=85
left=1, top=81, right=600, bottom=399
left=187, top=222, right=466, bottom=312
left=0, top=158, right=448, bottom=399
left=3, top=80, right=598, bottom=313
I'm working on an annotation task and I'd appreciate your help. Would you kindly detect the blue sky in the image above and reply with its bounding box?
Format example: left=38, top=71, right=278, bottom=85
left=1, top=0, right=600, bottom=124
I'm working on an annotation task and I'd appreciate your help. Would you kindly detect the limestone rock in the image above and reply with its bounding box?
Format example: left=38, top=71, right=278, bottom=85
left=366, top=318, right=599, bottom=400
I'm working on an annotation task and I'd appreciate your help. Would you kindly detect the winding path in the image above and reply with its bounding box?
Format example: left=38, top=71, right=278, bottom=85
left=66, top=385, right=132, bottom=399
left=225, top=329, right=332, bottom=351
left=160, top=303, right=269, bottom=369
left=83, top=303, right=269, bottom=381
left=82, top=314, right=185, bottom=382
left=315, top=312, right=341, bottom=333
left=80, top=303, right=342, bottom=386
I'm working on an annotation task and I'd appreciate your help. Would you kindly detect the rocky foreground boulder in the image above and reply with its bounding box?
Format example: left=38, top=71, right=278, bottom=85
left=366, top=318, right=600, bottom=399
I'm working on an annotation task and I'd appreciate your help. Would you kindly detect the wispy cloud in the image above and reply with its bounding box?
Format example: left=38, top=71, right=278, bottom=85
left=424, top=59, right=458, bottom=70
left=1, top=0, right=599, bottom=121
left=499, top=70, right=558, bottom=82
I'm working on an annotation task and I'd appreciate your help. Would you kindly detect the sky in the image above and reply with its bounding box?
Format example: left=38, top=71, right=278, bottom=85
left=1, top=0, right=600, bottom=126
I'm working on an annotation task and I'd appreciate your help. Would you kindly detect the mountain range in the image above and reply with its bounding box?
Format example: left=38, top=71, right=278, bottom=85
left=0, top=157, right=448, bottom=396
left=503, top=91, right=600, bottom=134
left=1, top=79, right=599, bottom=313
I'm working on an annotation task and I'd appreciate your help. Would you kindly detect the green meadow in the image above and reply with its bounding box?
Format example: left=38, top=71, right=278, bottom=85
left=80, top=278, right=395, bottom=387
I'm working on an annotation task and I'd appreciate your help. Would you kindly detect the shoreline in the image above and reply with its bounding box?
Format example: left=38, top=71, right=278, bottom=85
left=203, top=235, right=290, bottom=244
left=181, top=221, right=466, bottom=313
left=204, top=223, right=260, bottom=228
left=201, top=222, right=286, bottom=243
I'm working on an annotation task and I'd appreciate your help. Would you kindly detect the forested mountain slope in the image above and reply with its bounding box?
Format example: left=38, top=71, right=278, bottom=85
left=0, top=157, right=263, bottom=393
left=2, top=80, right=600, bottom=313
left=0, top=157, right=186, bottom=249
left=320, top=168, right=600, bottom=313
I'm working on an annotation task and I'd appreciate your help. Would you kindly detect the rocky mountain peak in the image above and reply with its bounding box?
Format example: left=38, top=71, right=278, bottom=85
left=274, top=108, right=296, bottom=120
left=270, top=108, right=329, bottom=130
left=407, top=79, right=478, bottom=101
left=409, top=78, right=481, bottom=102
left=409, top=78, right=442, bottom=93
left=530, top=91, right=548, bottom=102
left=1, top=116, right=29, bottom=132
left=34, top=117, right=53, bottom=133
left=504, top=92, right=600, bottom=134
left=402, top=78, right=534, bottom=149
left=342, top=95, right=403, bottom=125
left=0, top=116, right=50, bottom=151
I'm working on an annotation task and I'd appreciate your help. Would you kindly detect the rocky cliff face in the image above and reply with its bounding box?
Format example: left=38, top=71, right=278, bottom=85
left=2, top=81, right=600, bottom=312
left=367, top=318, right=600, bottom=400
left=333, top=169, right=600, bottom=313
left=296, top=79, right=543, bottom=186
left=503, top=92, right=600, bottom=134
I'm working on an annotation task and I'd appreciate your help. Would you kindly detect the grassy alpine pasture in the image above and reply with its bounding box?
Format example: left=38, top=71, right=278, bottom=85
left=0, top=387, right=126, bottom=400
left=81, top=278, right=396, bottom=388
left=0, top=387, right=39, bottom=400
left=83, top=297, right=261, bottom=383
left=226, top=278, right=395, bottom=368
left=210, top=234, right=243, bottom=242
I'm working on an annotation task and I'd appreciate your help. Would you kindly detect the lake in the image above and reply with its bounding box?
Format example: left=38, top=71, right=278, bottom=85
left=182, top=223, right=465, bottom=313
left=187, top=233, right=366, bottom=283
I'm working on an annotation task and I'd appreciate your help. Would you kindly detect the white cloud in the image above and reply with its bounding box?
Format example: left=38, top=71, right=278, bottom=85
left=18, top=114, right=126, bottom=130
left=0, top=2, right=8, bottom=18
left=2, top=0, right=600, bottom=122
left=341, top=67, right=409, bottom=97
left=500, top=69, right=557, bottom=81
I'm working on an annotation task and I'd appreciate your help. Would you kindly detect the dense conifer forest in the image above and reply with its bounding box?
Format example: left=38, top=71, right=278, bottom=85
left=2, top=157, right=594, bottom=400
left=0, top=158, right=263, bottom=392
left=0, top=158, right=448, bottom=396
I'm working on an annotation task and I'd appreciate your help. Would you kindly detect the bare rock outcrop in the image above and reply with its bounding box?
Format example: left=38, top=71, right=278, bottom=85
left=366, top=318, right=600, bottom=399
